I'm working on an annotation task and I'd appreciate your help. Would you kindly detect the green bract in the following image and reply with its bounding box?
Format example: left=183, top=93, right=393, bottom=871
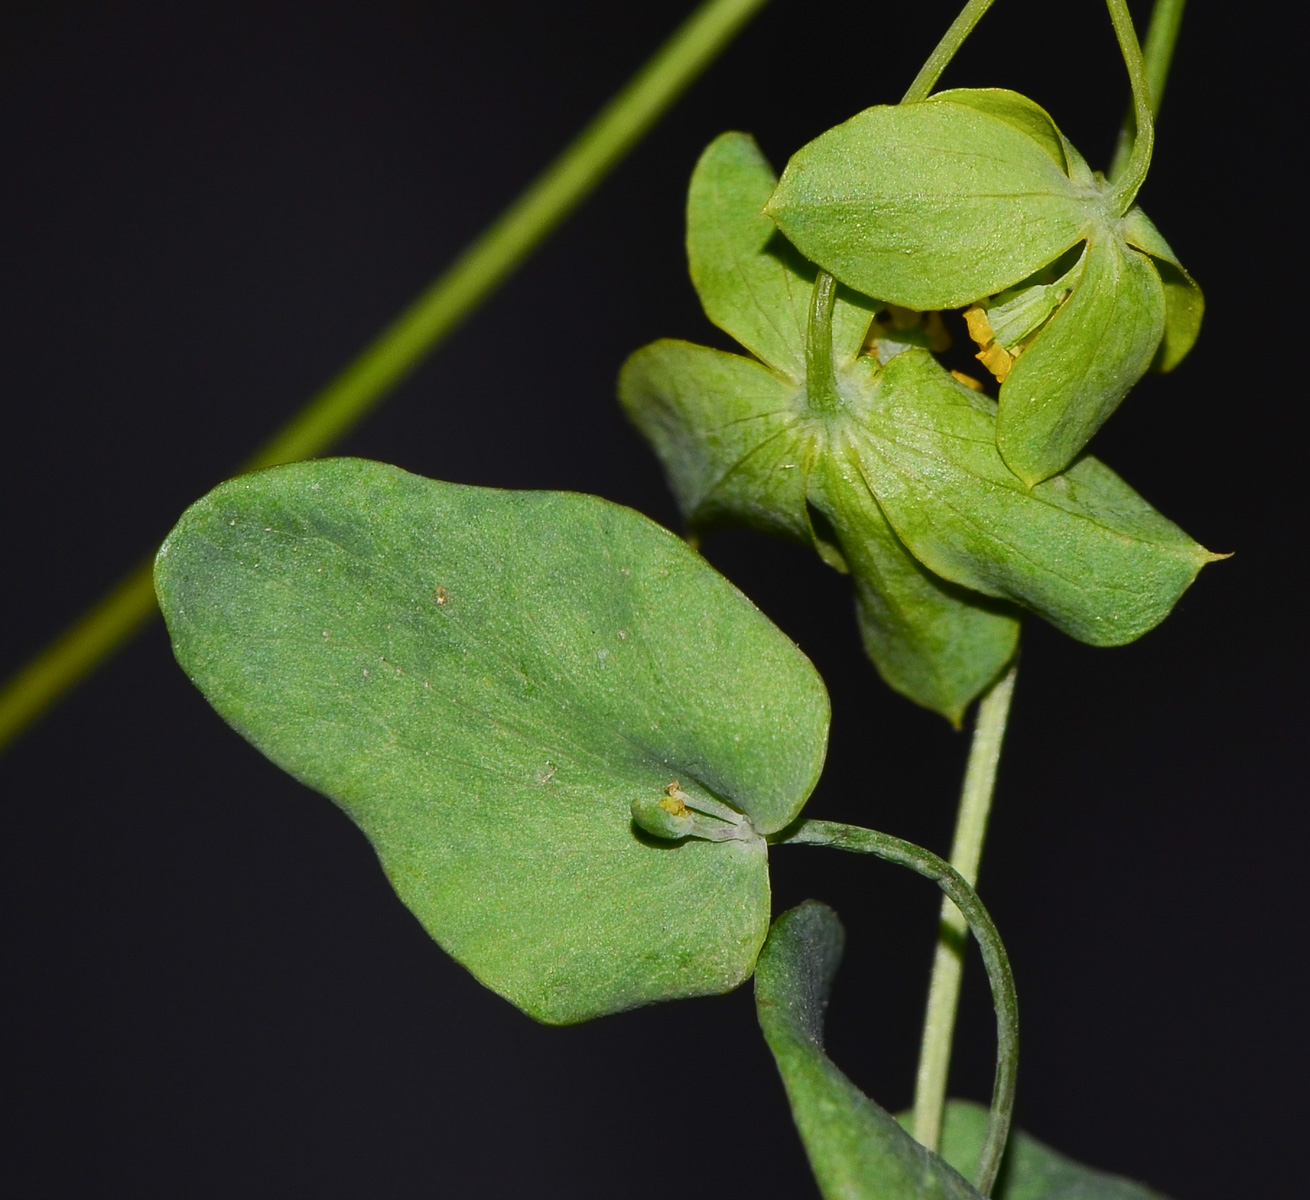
left=154, top=458, right=829, bottom=1024
left=621, top=132, right=1215, bottom=723
left=755, top=902, right=984, bottom=1200
left=766, top=89, right=1204, bottom=484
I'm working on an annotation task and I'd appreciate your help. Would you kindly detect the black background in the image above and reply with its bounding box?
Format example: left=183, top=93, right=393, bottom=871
left=1, top=1, right=1301, bottom=1196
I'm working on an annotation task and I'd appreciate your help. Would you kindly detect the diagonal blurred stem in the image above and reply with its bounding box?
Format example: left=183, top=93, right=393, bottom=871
left=0, top=0, right=770, bottom=754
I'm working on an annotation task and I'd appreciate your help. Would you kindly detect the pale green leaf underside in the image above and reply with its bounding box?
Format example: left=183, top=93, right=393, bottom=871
left=932, top=1101, right=1169, bottom=1199
left=767, top=97, right=1098, bottom=310
left=930, top=88, right=1068, bottom=175
left=998, top=235, right=1165, bottom=485
left=618, top=339, right=811, bottom=543
left=620, top=340, right=1018, bottom=722
left=154, top=459, right=830, bottom=1024
left=756, top=903, right=985, bottom=1200
left=847, top=352, right=1215, bottom=646
left=687, top=130, right=877, bottom=376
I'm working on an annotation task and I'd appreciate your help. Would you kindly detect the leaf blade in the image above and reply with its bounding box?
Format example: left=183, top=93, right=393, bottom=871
left=1118, top=206, right=1204, bottom=373
left=155, top=458, right=831, bottom=1023
left=767, top=99, right=1096, bottom=309
left=847, top=353, right=1216, bottom=646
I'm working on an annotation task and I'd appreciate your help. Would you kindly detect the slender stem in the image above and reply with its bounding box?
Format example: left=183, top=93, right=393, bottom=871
left=901, top=0, right=999, bottom=103
left=805, top=271, right=844, bottom=415
left=1104, top=0, right=1155, bottom=212
left=911, top=666, right=1017, bottom=1154
left=1109, top=0, right=1187, bottom=182
left=0, top=0, right=770, bottom=754
left=776, top=817, right=1019, bottom=1198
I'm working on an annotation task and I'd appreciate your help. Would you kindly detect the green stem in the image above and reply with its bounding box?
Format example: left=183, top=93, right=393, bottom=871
left=901, top=0, right=999, bottom=103
left=911, top=666, right=1017, bottom=1154
left=1109, top=0, right=1187, bottom=182
left=0, top=0, right=770, bottom=755
left=776, top=817, right=1019, bottom=1198
left=805, top=271, right=844, bottom=415
left=1104, top=0, right=1155, bottom=212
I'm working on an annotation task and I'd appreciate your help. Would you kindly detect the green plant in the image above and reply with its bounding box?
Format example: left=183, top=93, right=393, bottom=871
left=4, top=0, right=1236, bottom=1194
left=136, top=1, right=1217, bottom=1195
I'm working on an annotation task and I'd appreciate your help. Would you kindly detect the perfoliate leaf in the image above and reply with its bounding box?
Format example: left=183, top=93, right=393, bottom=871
left=620, top=336, right=1019, bottom=724
left=687, top=131, right=875, bottom=378
left=933, top=1101, right=1169, bottom=1199
left=626, top=126, right=1214, bottom=719
left=756, top=903, right=985, bottom=1200
left=154, top=458, right=830, bottom=1024
left=1119, top=206, right=1205, bottom=372
left=627, top=136, right=1023, bottom=721
left=766, top=94, right=1098, bottom=310
left=843, top=351, right=1218, bottom=646
left=995, top=235, right=1165, bottom=486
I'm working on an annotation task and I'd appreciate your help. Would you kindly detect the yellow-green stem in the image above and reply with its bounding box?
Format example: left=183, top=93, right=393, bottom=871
left=1104, top=0, right=1155, bottom=213
left=1109, top=0, right=1187, bottom=181
left=901, top=0, right=998, bottom=103
left=912, top=666, right=1017, bottom=1153
left=0, top=0, right=769, bottom=753
left=779, top=816, right=1019, bottom=1197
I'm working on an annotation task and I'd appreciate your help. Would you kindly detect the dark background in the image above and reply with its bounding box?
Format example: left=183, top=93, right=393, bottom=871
left=1, top=1, right=1300, bottom=1195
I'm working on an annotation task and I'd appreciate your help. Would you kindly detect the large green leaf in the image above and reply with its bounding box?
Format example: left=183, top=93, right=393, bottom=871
left=996, top=235, right=1165, bottom=486
left=766, top=94, right=1099, bottom=310
left=842, top=351, right=1218, bottom=646
left=756, top=902, right=985, bottom=1200
left=934, top=1101, right=1168, bottom=1200
left=154, top=458, right=830, bottom=1024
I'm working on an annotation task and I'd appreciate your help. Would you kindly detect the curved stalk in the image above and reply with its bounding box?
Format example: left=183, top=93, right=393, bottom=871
left=0, top=0, right=771, bottom=754
left=774, top=818, right=1019, bottom=1197
left=1105, top=0, right=1155, bottom=212
left=1109, top=0, right=1187, bottom=181
left=901, top=0, right=999, bottom=104
left=913, top=666, right=1017, bottom=1153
